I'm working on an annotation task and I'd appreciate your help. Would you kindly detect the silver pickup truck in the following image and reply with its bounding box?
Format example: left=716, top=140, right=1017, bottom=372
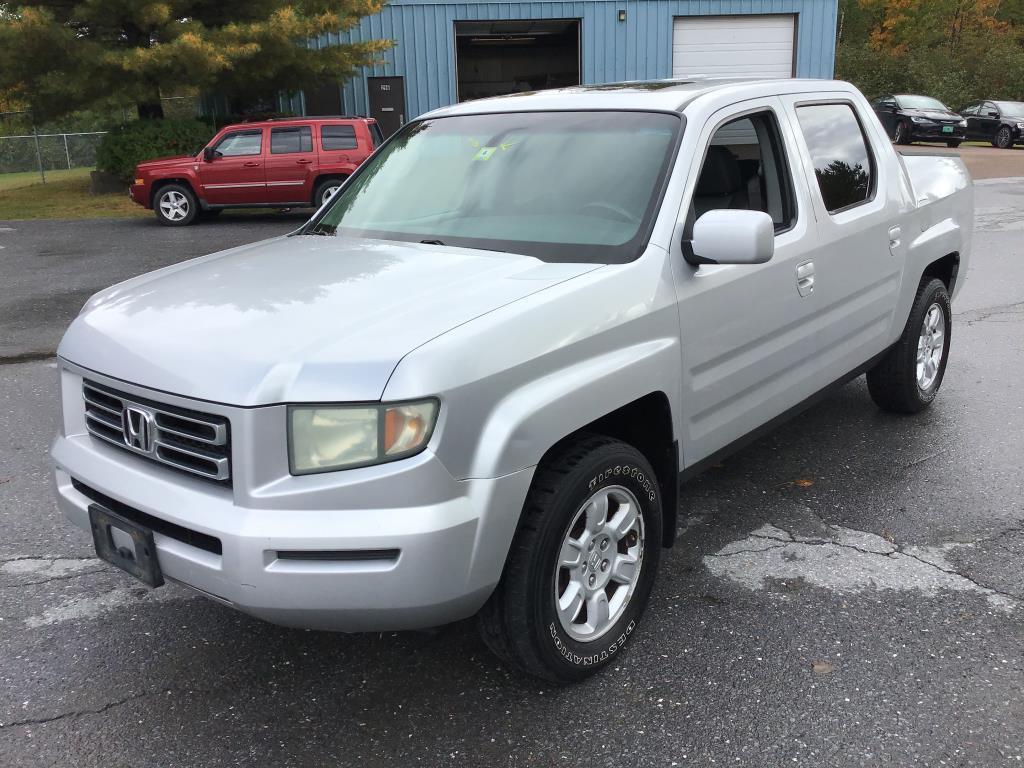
left=52, top=79, right=972, bottom=682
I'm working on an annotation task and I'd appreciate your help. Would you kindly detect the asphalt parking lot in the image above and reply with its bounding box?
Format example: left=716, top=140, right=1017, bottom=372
left=2, top=179, right=1024, bottom=767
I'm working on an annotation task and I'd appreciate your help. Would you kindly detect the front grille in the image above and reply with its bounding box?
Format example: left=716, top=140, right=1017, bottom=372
left=82, top=380, right=232, bottom=485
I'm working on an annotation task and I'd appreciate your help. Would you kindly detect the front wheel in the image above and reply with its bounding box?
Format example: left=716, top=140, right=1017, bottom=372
left=478, top=434, right=662, bottom=683
left=894, top=121, right=912, bottom=145
left=994, top=126, right=1014, bottom=149
left=867, top=278, right=951, bottom=414
left=153, top=183, right=198, bottom=226
left=946, top=140, right=961, bottom=148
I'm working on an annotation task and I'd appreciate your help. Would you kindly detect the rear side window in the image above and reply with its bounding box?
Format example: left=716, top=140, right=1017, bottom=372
left=271, top=126, right=313, bottom=154
left=321, top=125, right=358, bottom=151
left=795, top=104, right=874, bottom=213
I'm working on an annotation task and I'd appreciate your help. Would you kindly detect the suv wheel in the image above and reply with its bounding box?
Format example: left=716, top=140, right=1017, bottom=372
left=994, top=126, right=1013, bottom=149
left=478, top=434, right=662, bottom=683
left=154, top=184, right=198, bottom=226
left=867, top=278, right=952, bottom=414
left=314, top=178, right=346, bottom=208
left=894, top=121, right=912, bottom=145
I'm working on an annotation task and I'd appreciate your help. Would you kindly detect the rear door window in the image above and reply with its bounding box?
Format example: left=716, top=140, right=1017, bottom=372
left=271, top=126, right=313, bottom=154
left=795, top=103, right=874, bottom=214
left=321, top=125, right=359, bottom=151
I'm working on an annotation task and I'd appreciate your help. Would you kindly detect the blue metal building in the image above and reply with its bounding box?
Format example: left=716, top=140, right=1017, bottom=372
left=293, top=0, right=838, bottom=135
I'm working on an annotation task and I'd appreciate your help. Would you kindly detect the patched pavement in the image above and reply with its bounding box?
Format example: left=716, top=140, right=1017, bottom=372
left=1, top=183, right=1023, bottom=766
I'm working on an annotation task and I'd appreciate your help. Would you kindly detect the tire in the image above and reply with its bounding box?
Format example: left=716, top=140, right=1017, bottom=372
left=153, top=183, right=198, bottom=226
left=867, top=278, right=952, bottom=414
left=946, top=140, right=961, bottom=148
left=314, top=178, right=346, bottom=208
left=994, top=126, right=1013, bottom=149
left=478, top=433, right=663, bottom=683
left=894, top=121, right=912, bottom=145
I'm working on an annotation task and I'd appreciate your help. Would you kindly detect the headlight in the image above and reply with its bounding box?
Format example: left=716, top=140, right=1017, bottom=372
left=288, top=400, right=439, bottom=474
left=1016, top=122, right=1024, bottom=131
left=958, top=120, right=968, bottom=128
left=911, top=116, right=932, bottom=124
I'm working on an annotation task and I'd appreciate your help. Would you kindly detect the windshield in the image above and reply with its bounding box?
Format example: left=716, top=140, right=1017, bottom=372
left=308, top=111, right=681, bottom=263
left=897, top=95, right=948, bottom=111
left=994, top=101, right=1024, bottom=115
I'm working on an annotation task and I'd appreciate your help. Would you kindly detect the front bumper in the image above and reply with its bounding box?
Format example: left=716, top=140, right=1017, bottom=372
left=910, top=123, right=966, bottom=141
left=52, top=363, right=534, bottom=631
left=128, top=181, right=150, bottom=208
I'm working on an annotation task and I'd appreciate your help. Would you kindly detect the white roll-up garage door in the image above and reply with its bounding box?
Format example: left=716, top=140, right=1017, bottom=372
left=672, top=15, right=796, bottom=79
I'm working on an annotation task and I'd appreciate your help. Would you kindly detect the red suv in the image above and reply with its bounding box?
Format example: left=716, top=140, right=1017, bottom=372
left=130, top=117, right=384, bottom=226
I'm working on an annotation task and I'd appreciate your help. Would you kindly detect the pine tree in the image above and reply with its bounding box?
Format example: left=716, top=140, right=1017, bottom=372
left=0, top=1, right=391, bottom=121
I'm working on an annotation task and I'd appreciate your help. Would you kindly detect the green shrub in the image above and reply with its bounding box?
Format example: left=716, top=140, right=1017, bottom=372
left=95, top=119, right=213, bottom=180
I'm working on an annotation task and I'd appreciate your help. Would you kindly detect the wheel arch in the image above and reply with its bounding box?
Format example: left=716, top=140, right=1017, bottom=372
left=922, top=251, right=960, bottom=295
left=536, top=393, right=679, bottom=549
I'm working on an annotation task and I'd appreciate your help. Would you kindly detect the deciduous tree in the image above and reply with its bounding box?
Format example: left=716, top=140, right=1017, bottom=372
left=0, top=1, right=392, bottom=121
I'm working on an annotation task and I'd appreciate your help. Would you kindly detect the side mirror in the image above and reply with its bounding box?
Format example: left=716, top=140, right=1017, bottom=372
left=987, top=110, right=1000, bottom=118
left=203, top=146, right=217, bottom=162
left=683, top=209, right=775, bottom=266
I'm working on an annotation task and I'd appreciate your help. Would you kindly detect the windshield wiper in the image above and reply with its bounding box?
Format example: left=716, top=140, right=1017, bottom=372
left=420, top=238, right=445, bottom=246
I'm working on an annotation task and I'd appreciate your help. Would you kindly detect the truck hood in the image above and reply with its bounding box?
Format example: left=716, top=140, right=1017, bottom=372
left=904, top=108, right=961, bottom=121
left=58, top=236, right=599, bottom=405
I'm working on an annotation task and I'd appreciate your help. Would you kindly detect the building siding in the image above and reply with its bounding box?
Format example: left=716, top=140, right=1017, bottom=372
left=306, top=0, right=838, bottom=120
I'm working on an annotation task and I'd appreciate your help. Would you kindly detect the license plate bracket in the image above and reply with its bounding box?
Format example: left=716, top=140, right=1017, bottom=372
left=89, top=504, right=164, bottom=587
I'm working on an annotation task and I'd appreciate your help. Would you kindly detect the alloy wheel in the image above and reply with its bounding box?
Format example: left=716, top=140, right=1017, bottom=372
left=553, top=485, right=645, bottom=642
left=159, top=191, right=189, bottom=222
left=321, top=185, right=342, bottom=206
left=916, top=302, right=945, bottom=391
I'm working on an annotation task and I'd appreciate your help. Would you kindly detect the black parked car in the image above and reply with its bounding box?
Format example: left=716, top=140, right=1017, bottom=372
left=957, top=101, right=1024, bottom=149
left=871, top=94, right=967, bottom=147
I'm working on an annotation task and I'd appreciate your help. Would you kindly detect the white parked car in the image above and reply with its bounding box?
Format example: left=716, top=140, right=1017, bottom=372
left=52, top=78, right=972, bottom=682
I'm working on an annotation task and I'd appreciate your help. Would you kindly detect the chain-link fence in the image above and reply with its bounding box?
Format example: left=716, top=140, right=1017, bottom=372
left=0, top=131, right=107, bottom=174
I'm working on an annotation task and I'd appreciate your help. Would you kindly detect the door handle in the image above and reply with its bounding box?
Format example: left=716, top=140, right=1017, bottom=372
left=296, top=158, right=313, bottom=164
left=243, top=161, right=260, bottom=167
left=888, top=226, right=902, bottom=254
left=796, top=260, right=815, bottom=297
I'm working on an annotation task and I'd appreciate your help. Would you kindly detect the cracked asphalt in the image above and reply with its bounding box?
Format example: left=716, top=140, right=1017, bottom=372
left=2, top=181, right=1024, bottom=766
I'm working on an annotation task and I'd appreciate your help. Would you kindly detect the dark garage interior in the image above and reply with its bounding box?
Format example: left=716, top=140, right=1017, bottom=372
left=455, top=19, right=580, bottom=102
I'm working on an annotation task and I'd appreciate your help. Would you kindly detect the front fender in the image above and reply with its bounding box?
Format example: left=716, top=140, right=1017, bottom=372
left=467, top=338, right=679, bottom=479
left=382, top=250, right=684, bottom=482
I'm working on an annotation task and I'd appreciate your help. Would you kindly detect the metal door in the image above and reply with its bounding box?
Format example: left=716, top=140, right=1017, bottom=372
left=198, top=128, right=267, bottom=205
left=671, top=99, right=823, bottom=464
left=368, top=77, right=406, bottom=138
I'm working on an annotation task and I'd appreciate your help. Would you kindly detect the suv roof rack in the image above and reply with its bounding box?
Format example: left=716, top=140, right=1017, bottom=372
left=266, top=115, right=369, bottom=121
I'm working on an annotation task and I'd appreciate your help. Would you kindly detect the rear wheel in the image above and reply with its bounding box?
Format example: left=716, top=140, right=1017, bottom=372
left=153, top=183, right=198, bottom=226
left=478, top=434, right=662, bottom=683
left=314, top=178, right=346, bottom=208
left=994, top=126, right=1013, bottom=149
left=867, top=278, right=951, bottom=414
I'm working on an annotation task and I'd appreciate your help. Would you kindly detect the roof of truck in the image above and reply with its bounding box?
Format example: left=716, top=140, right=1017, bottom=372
left=427, top=78, right=853, bottom=118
